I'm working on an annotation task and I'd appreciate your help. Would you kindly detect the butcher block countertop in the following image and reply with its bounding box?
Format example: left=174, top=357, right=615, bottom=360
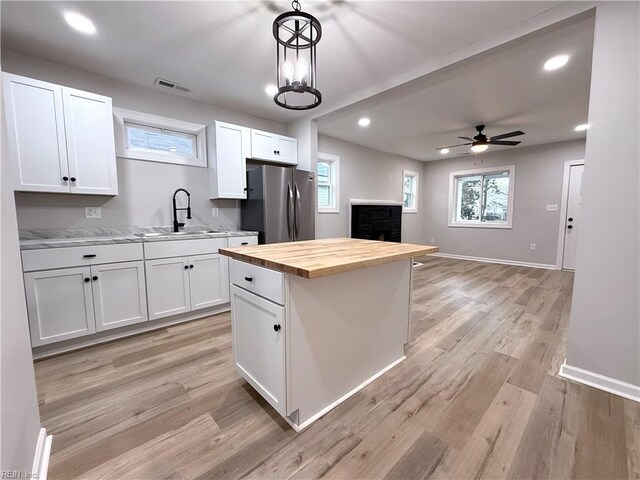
left=219, top=238, right=439, bottom=279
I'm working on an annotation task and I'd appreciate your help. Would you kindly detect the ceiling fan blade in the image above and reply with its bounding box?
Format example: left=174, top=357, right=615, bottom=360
left=490, top=130, right=525, bottom=140
left=456, top=153, right=471, bottom=157
left=488, top=140, right=521, bottom=146
left=457, top=136, right=474, bottom=141
left=436, top=142, right=472, bottom=150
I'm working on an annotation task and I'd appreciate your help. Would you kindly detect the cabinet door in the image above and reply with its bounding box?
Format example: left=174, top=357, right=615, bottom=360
left=145, top=257, right=191, bottom=320
left=24, top=267, right=95, bottom=347
left=210, top=121, right=249, bottom=199
left=188, top=254, right=229, bottom=310
left=91, top=261, right=148, bottom=332
left=2, top=73, right=70, bottom=192
left=63, top=87, right=118, bottom=195
left=275, top=135, right=297, bottom=165
left=250, top=129, right=276, bottom=161
left=231, top=285, right=286, bottom=415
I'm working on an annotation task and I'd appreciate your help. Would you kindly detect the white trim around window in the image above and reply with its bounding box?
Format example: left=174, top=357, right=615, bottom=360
left=317, top=152, right=340, bottom=213
left=402, top=170, right=419, bottom=213
left=448, top=165, right=515, bottom=229
left=113, top=107, right=207, bottom=167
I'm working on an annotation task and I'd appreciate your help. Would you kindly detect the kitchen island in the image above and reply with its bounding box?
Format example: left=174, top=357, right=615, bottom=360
left=220, top=238, right=438, bottom=431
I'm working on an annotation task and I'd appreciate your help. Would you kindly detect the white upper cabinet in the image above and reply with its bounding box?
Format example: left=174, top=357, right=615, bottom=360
left=2, top=73, right=118, bottom=195
left=208, top=121, right=250, bottom=199
left=250, top=129, right=297, bottom=165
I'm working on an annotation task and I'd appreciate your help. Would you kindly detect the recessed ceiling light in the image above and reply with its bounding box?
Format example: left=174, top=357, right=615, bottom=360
left=440, top=148, right=450, bottom=154
left=265, top=85, right=278, bottom=96
left=358, top=117, right=371, bottom=128
left=63, top=11, right=96, bottom=35
left=470, top=144, right=489, bottom=153
left=574, top=123, right=589, bottom=131
left=544, top=54, right=569, bottom=71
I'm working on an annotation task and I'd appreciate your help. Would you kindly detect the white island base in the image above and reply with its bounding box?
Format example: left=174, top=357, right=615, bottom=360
left=229, top=257, right=412, bottom=432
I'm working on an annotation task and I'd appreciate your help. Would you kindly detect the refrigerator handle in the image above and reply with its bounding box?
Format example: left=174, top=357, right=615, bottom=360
left=287, top=182, right=294, bottom=240
left=294, top=183, right=301, bottom=239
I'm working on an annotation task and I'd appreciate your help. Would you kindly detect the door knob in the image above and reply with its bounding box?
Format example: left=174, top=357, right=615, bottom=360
left=273, top=324, right=281, bottom=332
left=567, top=225, right=573, bottom=229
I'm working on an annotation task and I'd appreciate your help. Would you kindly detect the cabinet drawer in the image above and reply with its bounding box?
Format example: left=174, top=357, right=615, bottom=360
left=227, top=235, right=258, bottom=248
left=22, top=243, right=143, bottom=272
left=229, top=258, right=284, bottom=305
left=143, top=238, right=225, bottom=260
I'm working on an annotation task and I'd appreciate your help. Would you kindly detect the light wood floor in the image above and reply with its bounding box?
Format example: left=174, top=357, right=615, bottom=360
left=35, top=257, right=639, bottom=480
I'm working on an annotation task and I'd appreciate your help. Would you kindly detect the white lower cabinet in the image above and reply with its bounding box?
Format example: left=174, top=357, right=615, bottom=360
left=91, top=261, right=148, bottom=331
left=230, top=285, right=286, bottom=416
left=24, top=267, right=96, bottom=347
left=146, top=253, right=228, bottom=320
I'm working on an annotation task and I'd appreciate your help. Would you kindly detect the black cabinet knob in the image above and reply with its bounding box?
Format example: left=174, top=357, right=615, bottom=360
left=70, top=177, right=77, bottom=182
left=273, top=150, right=277, bottom=154
left=273, top=324, right=281, bottom=332
left=567, top=225, right=573, bottom=229
left=568, top=217, right=574, bottom=222
left=84, top=278, right=90, bottom=283
left=184, top=265, right=189, bottom=270
left=92, top=276, right=98, bottom=281
left=244, top=276, right=253, bottom=282
left=189, top=265, right=194, bottom=269
left=277, top=150, right=280, bottom=155
left=62, top=176, right=69, bottom=181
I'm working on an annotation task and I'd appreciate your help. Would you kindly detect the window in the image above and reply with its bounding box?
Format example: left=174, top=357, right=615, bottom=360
left=403, top=170, right=419, bottom=213
left=113, top=108, right=207, bottom=167
left=448, top=165, right=515, bottom=228
left=317, top=152, right=339, bottom=213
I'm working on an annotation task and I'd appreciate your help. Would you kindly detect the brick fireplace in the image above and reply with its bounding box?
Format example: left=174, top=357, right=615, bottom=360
left=350, top=200, right=402, bottom=242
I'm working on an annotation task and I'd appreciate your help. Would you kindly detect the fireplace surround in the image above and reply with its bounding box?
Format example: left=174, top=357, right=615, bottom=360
left=350, top=200, right=402, bottom=243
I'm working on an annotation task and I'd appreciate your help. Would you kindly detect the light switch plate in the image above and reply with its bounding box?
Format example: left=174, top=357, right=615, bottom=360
left=212, top=207, right=219, bottom=218
left=85, top=207, right=102, bottom=219
left=530, top=243, right=536, bottom=251
left=546, top=204, right=558, bottom=211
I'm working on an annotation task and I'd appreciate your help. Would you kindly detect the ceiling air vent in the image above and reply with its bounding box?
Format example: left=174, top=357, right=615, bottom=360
left=154, top=78, right=191, bottom=93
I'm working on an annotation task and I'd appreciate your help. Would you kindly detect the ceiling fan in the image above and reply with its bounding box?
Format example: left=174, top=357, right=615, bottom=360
left=436, top=125, right=525, bottom=154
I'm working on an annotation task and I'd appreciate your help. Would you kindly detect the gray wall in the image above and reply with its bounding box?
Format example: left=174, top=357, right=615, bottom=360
left=566, top=3, right=640, bottom=387
left=422, top=139, right=586, bottom=265
left=316, top=135, right=426, bottom=243
left=2, top=49, right=286, bottom=230
left=1, top=91, right=42, bottom=473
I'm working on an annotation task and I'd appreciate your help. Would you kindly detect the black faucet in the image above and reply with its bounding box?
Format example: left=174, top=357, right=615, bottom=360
left=172, top=188, right=192, bottom=232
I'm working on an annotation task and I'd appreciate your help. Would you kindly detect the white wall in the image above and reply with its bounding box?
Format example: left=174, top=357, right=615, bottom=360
left=565, top=2, right=640, bottom=387
left=421, top=140, right=586, bottom=266
left=0, top=89, right=42, bottom=473
left=2, top=49, right=287, bottom=230
left=316, top=135, right=425, bottom=243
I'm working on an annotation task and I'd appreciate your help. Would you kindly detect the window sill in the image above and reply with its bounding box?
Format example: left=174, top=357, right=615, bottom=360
left=448, top=222, right=512, bottom=229
left=403, top=210, right=418, bottom=214
left=318, top=208, right=340, bottom=214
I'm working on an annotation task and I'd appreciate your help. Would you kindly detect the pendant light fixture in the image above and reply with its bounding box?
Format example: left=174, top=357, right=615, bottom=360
left=272, top=0, right=322, bottom=110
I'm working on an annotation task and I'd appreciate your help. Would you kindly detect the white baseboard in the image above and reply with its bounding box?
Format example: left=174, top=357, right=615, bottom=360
left=559, top=361, right=640, bottom=402
left=431, top=253, right=557, bottom=270
left=31, top=428, right=52, bottom=480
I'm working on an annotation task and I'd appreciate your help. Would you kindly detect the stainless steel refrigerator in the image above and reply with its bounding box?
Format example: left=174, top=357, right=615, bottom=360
left=241, top=165, right=315, bottom=244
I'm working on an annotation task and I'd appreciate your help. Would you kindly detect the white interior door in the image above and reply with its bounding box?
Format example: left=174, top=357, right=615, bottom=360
left=91, top=261, right=148, bottom=331
left=145, top=257, right=191, bottom=320
left=188, top=254, right=228, bottom=310
left=2, top=73, right=70, bottom=192
left=231, top=285, right=286, bottom=415
left=24, top=267, right=96, bottom=346
left=63, top=87, right=118, bottom=195
left=562, top=164, right=584, bottom=270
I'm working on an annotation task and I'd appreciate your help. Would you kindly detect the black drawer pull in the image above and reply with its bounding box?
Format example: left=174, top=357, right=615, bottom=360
left=83, top=254, right=97, bottom=258
left=244, top=276, right=253, bottom=282
left=241, top=242, right=249, bottom=245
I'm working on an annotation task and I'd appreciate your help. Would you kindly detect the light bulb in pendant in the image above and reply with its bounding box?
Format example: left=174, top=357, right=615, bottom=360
left=283, top=62, right=295, bottom=84
left=296, top=58, right=308, bottom=85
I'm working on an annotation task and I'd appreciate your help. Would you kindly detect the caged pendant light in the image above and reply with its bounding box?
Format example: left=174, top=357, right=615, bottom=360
left=272, top=0, right=322, bottom=110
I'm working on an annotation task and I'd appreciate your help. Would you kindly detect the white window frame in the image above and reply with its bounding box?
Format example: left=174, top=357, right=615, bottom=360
left=448, top=165, right=515, bottom=229
left=113, top=107, right=207, bottom=167
left=402, top=170, right=419, bottom=213
left=317, top=152, right=340, bottom=213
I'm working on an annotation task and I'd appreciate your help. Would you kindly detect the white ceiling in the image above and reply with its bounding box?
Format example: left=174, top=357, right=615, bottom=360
left=317, top=13, right=595, bottom=161
left=1, top=1, right=565, bottom=124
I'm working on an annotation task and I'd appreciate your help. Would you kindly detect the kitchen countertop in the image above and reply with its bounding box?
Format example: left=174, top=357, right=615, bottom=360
left=219, top=237, right=439, bottom=279
left=19, top=226, right=258, bottom=250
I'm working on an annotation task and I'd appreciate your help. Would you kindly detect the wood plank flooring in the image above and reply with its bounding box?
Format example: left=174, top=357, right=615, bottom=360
left=34, top=256, right=639, bottom=479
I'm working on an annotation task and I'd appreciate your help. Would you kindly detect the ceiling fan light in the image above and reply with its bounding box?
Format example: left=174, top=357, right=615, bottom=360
left=440, top=148, right=450, bottom=154
left=470, top=144, right=489, bottom=153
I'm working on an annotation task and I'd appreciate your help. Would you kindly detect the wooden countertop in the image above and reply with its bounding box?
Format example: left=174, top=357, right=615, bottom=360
left=219, top=238, right=439, bottom=279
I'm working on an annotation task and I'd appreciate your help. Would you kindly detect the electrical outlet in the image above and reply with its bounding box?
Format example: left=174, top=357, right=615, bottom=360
left=211, top=207, right=219, bottom=218
left=530, top=243, right=536, bottom=251
left=546, top=204, right=558, bottom=211
left=388, top=173, right=393, bottom=180
left=85, top=207, right=101, bottom=219
left=430, top=237, right=435, bottom=244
